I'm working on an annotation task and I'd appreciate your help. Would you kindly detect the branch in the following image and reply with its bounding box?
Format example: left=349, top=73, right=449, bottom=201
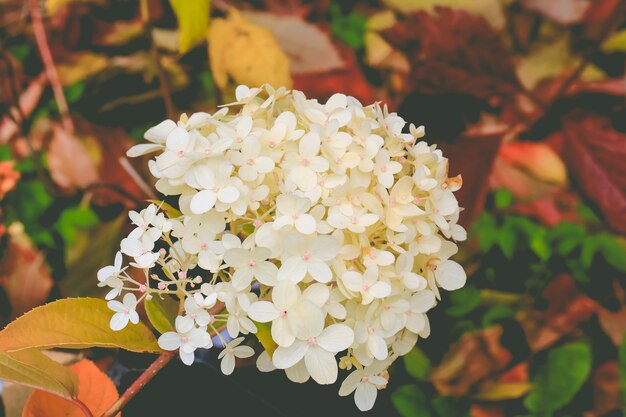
left=26, top=0, right=75, bottom=134
left=71, top=398, right=95, bottom=417
left=100, top=350, right=175, bottom=417
left=140, top=0, right=177, bottom=120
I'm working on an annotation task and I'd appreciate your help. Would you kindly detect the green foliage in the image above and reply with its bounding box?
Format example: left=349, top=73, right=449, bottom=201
left=330, top=4, right=367, bottom=50
left=445, top=285, right=480, bottom=317
left=404, top=347, right=432, bottom=380
left=392, top=385, right=431, bottom=417
left=54, top=206, right=99, bottom=246
left=169, top=0, right=211, bottom=53
left=524, top=341, right=592, bottom=415
left=145, top=295, right=178, bottom=334
left=63, top=81, right=86, bottom=104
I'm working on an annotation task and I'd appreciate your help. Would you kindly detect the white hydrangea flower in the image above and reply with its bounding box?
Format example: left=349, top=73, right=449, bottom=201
left=102, top=84, right=467, bottom=411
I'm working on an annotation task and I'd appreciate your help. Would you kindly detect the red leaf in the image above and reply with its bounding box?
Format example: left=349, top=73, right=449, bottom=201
left=561, top=115, right=626, bottom=234
left=471, top=405, right=506, bottom=417
left=597, top=307, right=626, bottom=346
left=381, top=7, right=519, bottom=100
left=441, top=136, right=502, bottom=226
left=587, top=361, right=621, bottom=417
left=292, top=41, right=375, bottom=104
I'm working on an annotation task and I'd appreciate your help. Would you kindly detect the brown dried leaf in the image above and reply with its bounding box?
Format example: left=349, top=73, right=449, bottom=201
left=382, top=7, right=519, bottom=100
left=585, top=361, right=621, bottom=417
left=47, top=123, right=99, bottom=190
left=597, top=308, right=626, bottom=346
left=431, top=326, right=512, bottom=396
left=520, top=0, right=590, bottom=25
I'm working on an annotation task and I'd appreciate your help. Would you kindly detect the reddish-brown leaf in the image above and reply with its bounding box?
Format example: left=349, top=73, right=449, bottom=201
left=597, top=308, right=626, bottom=346
left=292, top=41, right=375, bottom=104
left=471, top=405, right=506, bottom=417
left=441, top=136, right=502, bottom=226
left=520, top=0, right=590, bottom=25
left=381, top=7, right=519, bottom=100
left=560, top=115, right=626, bottom=234
left=587, top=361, right=621, bottom=417
left=520, top=274, right=598, bottom=351
left=22, top=359, right=120, bottom=417
left=0, top=233, right=53, bottom=321
left=431, top=326, right=512, bottom=396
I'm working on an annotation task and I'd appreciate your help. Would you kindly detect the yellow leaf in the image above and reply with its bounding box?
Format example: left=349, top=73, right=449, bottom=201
left=208, top=10, right=292, bottom=90
left=56, top=53, right=109, bottom=86
left=516, top=35, right=605, bottom=90
left=603, top=30, right=626, bottom=53
left=255, top=322, right=278, bottom=356
left=145, top=296, right=178, bottom=334
left=23, top=359, right=120, bottom=417
left=474, top=382, right=533, bottom=401
left=0, top=298, right=160, bottom=353
left=169, top=0, right=211, bottom=53
left=367, top=10, right=397, bottom=31
left=382, top=0, right=506, bottom=29
left=46, top=0, right=72, bottom=16
left=0, top=349, right=78, bottom=399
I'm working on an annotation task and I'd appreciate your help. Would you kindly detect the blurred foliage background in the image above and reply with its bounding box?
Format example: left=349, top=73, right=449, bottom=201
left=1, top=0, right=626, bottom=416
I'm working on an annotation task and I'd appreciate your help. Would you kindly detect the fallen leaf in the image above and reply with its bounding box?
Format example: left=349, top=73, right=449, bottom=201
left=382, top=0, right=506, bottom=29
left=586, top=361, right=621, bottom=417
left=516, top=35, right=605, bottom=91
left=56, top=52, right=109, bottom=86
left=440, top=136, right=502, bottom=226
left=382, top=7, right=519, bottom=100
left=47, top=122, right=99, bottom=191
left=431, top=326, right=511, bottom=396
left=292, top=40, right=375, bottom=103
left=520, top=274, right=597, bottom=351
left=23, top=359, right=120, bottom=417
left=0, top=231, right=53, bottom=319
left=498, top=142, right=568, bottom=186
left=598, top=308, right=626, bottom=346
left=520, top=0, right=590, bottom=25
left=94, top=18, right=144, bottom=46
left=169, top=0, right=211, bottom=53
left=208, top=9, right=292, bottom=90
left=560, top=115, right=626, bottom=234
left=243, top=12, right=344, bottom=75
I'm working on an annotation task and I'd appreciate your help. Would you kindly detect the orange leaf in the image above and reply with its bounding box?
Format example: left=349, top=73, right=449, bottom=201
left=23, top=359, right=120, bottom=417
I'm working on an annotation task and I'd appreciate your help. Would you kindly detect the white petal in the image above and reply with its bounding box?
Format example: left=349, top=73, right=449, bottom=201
left=277, top=257, right=307, bottom=283
left=179, top=348, right=195, bottom=366
left=302, top=283, right=330, bottom=307
left=231, top=267, right=253, bottom=290
left=144, top=119, right=176, bottom=143
left=109, top=312, right=129, bottom=331
left=307, top=261, right=332, bottom=283
left=190, top=190, right=217, bottom=214
left=338, top=370, right=361, bottom=396
left=158, top=332, right=182, bottom=351
left=294, top=214, right=316, bottom=235
left=126, top=143, right=163, bottom=157
left=289, top=301, right=325, bottom=340
left=316, top=324, right=354, bottom=353
left=368, top=335, right=388, bottom=360
left=273, top=340, right=308, bottom=369
left=217, top=186, right=240, bottom=204
left=253, top=261, right=278, bottom=286
left=369, top=281, right=391, bottom=298
left=411, top=290, right=437, bottom=313
left=271, top=280, right=299, bottom=309
left=175, top=316, right=194, bottom=334
left=285, top=359, right=310, bottom=383
left=342, top=271, right=363, bottom=292
left=354, top=383, right=378, bottom=411
left=272, top=317, right=295, bottom=347
left=247, top=301, right=280, bottom=323
left=221, top=354, right=236, bottom=375
left=435, top=260, right=466, bottom=291
left=256, top=350, right=276, bottom=372
left=305, top=346, right=338, bottom=385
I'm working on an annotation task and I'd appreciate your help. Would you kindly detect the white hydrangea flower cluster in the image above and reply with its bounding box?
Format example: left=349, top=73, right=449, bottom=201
left=98, top=84, right=467, bottom=411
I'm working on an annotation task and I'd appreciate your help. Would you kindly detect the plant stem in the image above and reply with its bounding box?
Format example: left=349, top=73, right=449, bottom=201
left=72, top=398, right=94, bottom=417
left=26, top=0, right=75, bottom=134
left=100, top=350, right=176, bottom=417
left=140, top=0, right=177, bottom=120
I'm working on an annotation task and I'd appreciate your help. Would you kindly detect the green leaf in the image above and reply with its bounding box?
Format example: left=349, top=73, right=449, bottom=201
left=446, top=285, right=480, bottom=317
left=598, top=235, right=626, bottom=272
left=580, top=237, right=600, bottom=269
left=432, top=396, right=469, bottom=417
left=0, top=349, right=78, bottom=399
left=524, top=341, right=592, bottom=414
left=471, top=214, right=498, bottom=253
left=64, top=81, right=86, bottom=104
left=330, top=5, right=367, bottom=50
left=482, top=305, right=516, bottom=328
left=497, top=220, right=518, bottom=260
left=494, top=188, right=514, bottom=209
left=8, top=44, right=31, bottom=61
left=255, top=321, right=278, bottom=356
left=145, top=295, right=179, bottom=334
left=0, top=298, right=160, bottom=353
left=169, top=0, right=211, bottom=53
left=54, top=206, right=99, bottom=246
left=404, top=347, right=432, bottom=381
left=0, top=145, right=13, bottom=161
left=529, top=228, right=551, bottom=262
left=147, top=200, right=182, bottom=219
left=199, top=70, right=215, bottom=98
left=392, top=384, right=431, bottom=417
left=619, top=334, right=626, bottom=416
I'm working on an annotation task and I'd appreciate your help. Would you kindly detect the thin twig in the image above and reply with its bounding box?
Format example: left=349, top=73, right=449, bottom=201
left=100, top=351, right=175, bottom=417
left=140, top=0, right=176, bottom=120
left=71, top=398, right=95, bottom=417
left=118, top=157, right=157, bottom=199
left=26, top=0, right=75, bottom=134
